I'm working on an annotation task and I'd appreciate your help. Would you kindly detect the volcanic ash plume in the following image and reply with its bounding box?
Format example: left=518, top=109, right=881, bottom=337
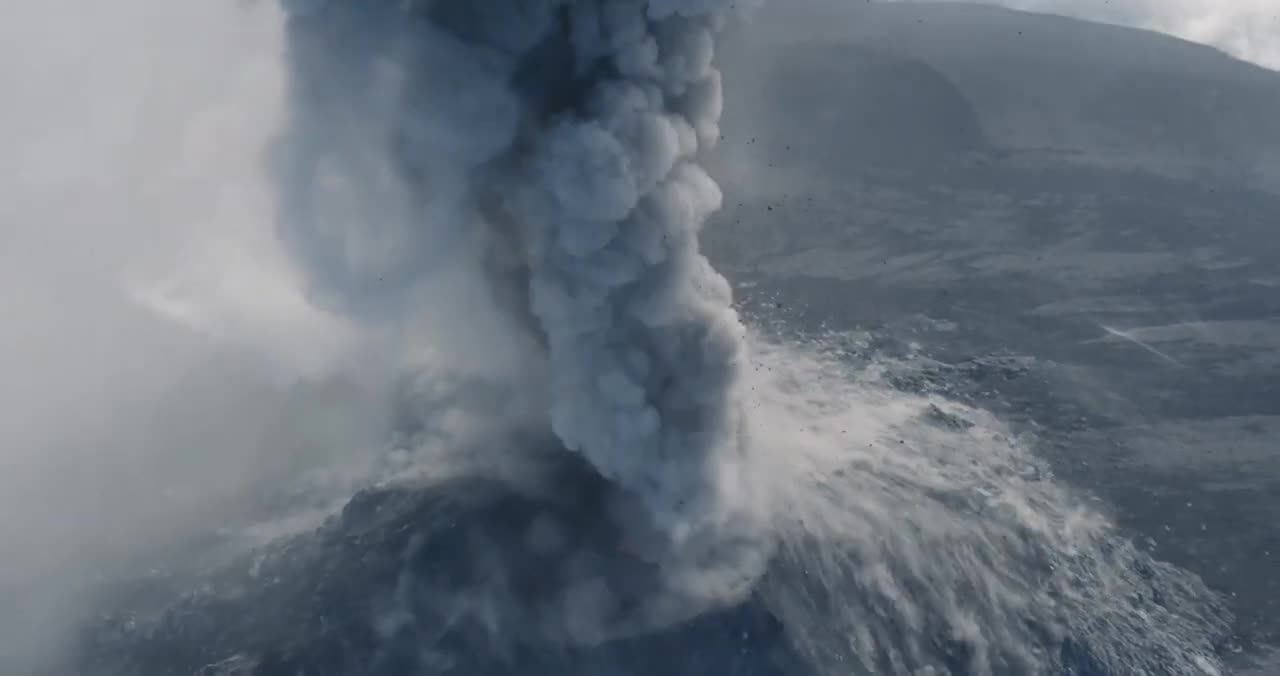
left=509, top=6, right=751, bottom=530
left=275, top=1, right=754, bottom=534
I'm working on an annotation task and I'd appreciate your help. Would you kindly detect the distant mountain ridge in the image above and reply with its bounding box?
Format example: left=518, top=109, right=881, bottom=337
left=718, top=1, right=1280, bottom=188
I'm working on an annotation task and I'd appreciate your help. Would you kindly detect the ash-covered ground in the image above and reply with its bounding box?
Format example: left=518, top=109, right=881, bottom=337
left=36, top=3, right=1280, bottom=675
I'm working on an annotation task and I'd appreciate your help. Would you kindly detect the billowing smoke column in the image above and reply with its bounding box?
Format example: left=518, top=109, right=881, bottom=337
left=275, top=1, right=754, bottom=535
left=63, top=5, right=1239, bottom=672
left=501, top=4, right=750, bottom=526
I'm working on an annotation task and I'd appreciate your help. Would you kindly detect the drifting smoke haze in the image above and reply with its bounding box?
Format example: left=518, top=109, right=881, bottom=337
left=0, top=1, right=392, bottom=668
left=0, top=0, right=1254, bottom=674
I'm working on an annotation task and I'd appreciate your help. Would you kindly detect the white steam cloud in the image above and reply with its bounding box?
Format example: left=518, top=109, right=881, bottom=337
left=0, top=2, right=394, bottom=669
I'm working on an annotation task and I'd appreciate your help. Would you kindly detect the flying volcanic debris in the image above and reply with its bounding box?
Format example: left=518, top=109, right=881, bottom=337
left=274, top=1, right=757, bottom=543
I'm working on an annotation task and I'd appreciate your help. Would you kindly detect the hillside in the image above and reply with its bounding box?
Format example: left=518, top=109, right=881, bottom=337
left=717, top=1, right=1280, bottom=186
left=706, top=2, right=1280, bottom=660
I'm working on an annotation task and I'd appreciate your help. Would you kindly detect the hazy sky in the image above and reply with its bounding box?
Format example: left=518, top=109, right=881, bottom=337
left=925, top=0, right=1280, bottom=69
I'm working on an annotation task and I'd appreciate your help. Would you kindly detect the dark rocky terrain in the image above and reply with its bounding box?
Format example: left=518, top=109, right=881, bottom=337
left=710, top=1, right=1280, bottom=667
left=55, top=2, right=1280, bottom=674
